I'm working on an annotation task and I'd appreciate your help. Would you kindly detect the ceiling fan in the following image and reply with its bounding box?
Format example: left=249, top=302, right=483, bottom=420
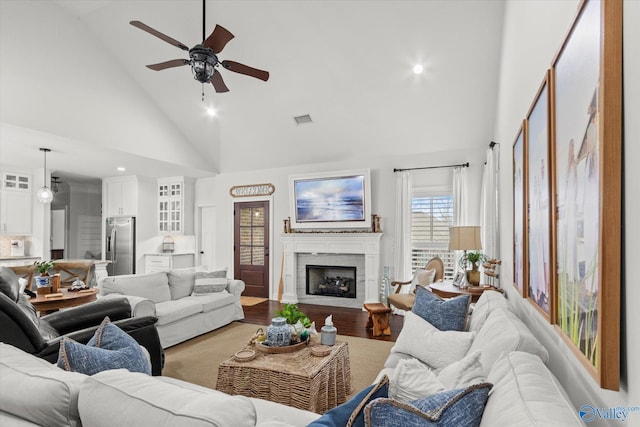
left=130, top=1, right=269, bottom=93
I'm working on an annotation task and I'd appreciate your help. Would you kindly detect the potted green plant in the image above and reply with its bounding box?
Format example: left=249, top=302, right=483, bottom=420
left=34, top=260, right=55, bottom=289
left=275, top=304, right=312, bottom=327
left=458, top=251, right=487, bottom=286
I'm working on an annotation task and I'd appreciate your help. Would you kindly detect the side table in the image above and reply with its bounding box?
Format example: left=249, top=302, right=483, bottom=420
left=429, top=280, right=502, bottom=303
left=28, top=288, right=98, bottom=314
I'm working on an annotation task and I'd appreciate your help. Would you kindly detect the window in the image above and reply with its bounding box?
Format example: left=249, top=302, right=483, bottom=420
left=411, top=190, right=455, bottom=278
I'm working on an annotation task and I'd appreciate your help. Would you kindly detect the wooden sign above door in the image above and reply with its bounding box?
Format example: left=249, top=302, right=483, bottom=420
left=229, top=183, right=275, bottom=198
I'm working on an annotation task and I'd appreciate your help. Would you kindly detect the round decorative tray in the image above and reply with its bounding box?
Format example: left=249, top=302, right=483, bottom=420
left=310, top=345, right=332, bottom=357
left=255, top=341, right=307, bottom=354
left=233, top=349, right=257, bottom=362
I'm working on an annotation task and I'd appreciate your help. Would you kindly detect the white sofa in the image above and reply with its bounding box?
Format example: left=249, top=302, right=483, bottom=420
left=98, top=267, right=245, bottom=348
left=0, top=342, right=320, bottom=427
left=375, top=290, right=585, bottom=426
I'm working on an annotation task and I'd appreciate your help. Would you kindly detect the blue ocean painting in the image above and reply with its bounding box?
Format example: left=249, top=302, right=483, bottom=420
left=295, top=175, right=365, bottom=222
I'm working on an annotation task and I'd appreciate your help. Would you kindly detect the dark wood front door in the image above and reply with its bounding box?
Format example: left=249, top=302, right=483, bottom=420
left=234, top=201, right=270, bottom=298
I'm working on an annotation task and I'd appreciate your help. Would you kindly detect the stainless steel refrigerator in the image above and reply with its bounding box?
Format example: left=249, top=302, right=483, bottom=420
left=106, top=217, right=136, bottom=276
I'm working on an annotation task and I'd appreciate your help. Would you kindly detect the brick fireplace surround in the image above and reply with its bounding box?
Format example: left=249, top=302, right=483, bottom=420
left=280, top=232, right=382, bottom=308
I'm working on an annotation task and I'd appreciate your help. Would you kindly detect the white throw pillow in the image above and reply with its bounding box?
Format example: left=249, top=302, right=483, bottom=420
left=437, top=350, right=485, bottom=390
left=391, top=311, right=475, bottom=369
left=389, top=358, right=445, bottom=403
left=409, top=268, right=436, bottom=292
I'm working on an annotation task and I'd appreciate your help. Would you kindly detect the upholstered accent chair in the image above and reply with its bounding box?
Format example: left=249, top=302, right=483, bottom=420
left=387, top=257, right=444, bottom=311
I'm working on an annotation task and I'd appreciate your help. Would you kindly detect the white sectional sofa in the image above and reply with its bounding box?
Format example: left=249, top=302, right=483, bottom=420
left=374, top=290, right=585, bottom=426
left=0, top=343, right=319, bottom=427
left=98, top=267, right=245, bottom=348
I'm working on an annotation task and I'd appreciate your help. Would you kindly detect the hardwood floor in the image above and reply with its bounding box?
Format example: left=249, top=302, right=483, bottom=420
left=241, top=300, right=404, bottom=342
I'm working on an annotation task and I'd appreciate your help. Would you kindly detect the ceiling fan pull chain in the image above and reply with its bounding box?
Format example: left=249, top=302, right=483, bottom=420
left=202, top=84, right=205, bottom=102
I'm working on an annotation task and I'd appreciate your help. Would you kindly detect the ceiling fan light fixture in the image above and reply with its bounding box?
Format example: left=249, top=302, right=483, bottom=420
left=190, top=45, right=218, bottom=83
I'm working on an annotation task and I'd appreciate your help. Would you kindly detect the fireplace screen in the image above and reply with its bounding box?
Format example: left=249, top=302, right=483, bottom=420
left=306, top=265, right=356, bottom=298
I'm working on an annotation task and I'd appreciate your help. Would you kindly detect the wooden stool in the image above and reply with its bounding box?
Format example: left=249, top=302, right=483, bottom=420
left=364, top=303, right=392, bottom=337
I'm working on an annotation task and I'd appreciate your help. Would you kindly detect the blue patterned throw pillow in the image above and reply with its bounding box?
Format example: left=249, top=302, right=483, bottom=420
left=412, top=286, right=471, bottom=331
left=308, top=375, right=389, bottom=427
left=364, top=383, right=492, bottom=427
left=57, top=317, right=151, bottom=375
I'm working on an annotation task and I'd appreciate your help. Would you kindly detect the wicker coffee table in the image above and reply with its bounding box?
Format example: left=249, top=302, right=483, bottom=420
left=216, top=341, right=352, bottom=413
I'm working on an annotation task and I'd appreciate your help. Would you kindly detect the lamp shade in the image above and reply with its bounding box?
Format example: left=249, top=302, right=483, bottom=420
left=448, top=226, right=482, bottom=251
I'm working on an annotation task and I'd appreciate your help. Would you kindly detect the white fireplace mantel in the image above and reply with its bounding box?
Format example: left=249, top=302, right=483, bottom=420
left=280, top=232, right=383, bottom=305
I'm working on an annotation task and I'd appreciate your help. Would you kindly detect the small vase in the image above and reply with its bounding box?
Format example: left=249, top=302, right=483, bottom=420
left=466, top=268, right=480, bottom=287
left=35, top=275, right=51, bottom=288
left=266, top=317, right=292, bottom=347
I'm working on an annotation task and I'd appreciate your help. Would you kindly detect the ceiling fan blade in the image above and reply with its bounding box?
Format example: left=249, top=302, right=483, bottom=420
left=130, top=20, right=189, bottom=51
left=146, top=59, right=190, bottom=71
left=221, top=60, right=269, bottom=82
left=211, top=70, right=229, bottom=93
left=203, top=25, right=235, bottom=54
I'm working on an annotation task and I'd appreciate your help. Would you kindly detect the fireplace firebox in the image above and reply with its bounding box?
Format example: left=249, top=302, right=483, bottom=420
left=306, top=265, right=356, bottom=299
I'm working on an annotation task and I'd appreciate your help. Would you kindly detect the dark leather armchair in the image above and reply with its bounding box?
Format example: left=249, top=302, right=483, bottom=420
left=0, top=267, right=164, bottom=375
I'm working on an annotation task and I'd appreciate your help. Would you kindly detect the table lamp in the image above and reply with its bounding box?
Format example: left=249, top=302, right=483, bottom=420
left=448, top=226, right=482, bottom=287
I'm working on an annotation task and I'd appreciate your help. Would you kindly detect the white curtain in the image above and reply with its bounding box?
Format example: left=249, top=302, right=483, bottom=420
left=480, top=147, right=500, bottom=259
left=393, top=171, right=412, bottom=284
left=452, top=166, right=467, bottom=226
left=452, top=166, right=468, bottom=274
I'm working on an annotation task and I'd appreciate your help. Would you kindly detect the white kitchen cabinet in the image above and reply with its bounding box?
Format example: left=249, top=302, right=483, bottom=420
left=145, top=253, right=194, bottom=273
left=157, top=177, right=194, bottom=235
left=104, top=176, right=137, bottom=217
left=1, top=172, right=32, bottom=235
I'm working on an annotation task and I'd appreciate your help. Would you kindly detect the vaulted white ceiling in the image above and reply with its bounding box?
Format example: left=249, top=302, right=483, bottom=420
left=0, top=0, right=505, bottom=181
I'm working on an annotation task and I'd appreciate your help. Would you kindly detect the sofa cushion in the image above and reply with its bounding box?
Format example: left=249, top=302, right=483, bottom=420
left=468, top=290, right=508, bottom=332
left=57, top=318, right=151, bottom=375
left=391, top=311, right=475, bottom=369
left=192, top=269, right=228, bottom=295
left=308, top=375, right=389, bottom=427
left=78, top=369, right=257, bottom=427
left=468, top=308, right=549, bottom=375
left=154, top=298, right=203, bottom=326
left=99, top=272, right=171, bottom=303
left=0, top=342, right=86, bottom=427
left=167, top=267, right=203, bottom=300
left=365, top=383, right=492, bottom=427
left=412, top=286, right=470, bottom=331
left=0, top=266, right=21, bottom=302
left=480, top=352, right=584, bottom=427
left=183, top=292, right=235, bottom=312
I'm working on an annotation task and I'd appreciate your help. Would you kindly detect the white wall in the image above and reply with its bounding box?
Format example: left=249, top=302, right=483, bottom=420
left=495, top=0, right=638, bottom=423
left=196, top=147, right=485, bottom=297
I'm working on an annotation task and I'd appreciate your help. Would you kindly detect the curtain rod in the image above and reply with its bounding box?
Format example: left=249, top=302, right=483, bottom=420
left=393, top=162, right=469, bottom=173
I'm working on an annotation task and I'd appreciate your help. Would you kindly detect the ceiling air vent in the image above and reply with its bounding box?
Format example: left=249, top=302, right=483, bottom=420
left=293, top=114, right=313, bottom=125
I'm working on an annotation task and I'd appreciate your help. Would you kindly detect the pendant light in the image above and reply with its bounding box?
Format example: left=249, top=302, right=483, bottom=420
left=36, top=148, right=53, bottom=203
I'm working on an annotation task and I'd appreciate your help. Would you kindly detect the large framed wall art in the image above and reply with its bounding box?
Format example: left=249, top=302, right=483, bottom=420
left=550, top=0, right=621, bottom=390
left=512, top=124, right=527, bottom=297
left=525, top=73, right=553, bottom=320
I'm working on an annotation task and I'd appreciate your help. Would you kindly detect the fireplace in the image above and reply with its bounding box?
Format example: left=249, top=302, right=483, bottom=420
left=280, top=232, right=382, bottom=308
left=306, top=265, right=356, bottom=299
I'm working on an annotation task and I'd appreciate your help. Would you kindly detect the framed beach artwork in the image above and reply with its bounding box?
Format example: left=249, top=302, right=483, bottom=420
left=525, top=72, right=553, bottom=319
left=550, top=0, right=621, bottom=390
left=512, top=124, right=527, bottom=297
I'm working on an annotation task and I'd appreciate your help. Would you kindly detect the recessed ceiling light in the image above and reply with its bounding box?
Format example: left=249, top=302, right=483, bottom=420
left=206, top=107, right=217, bottom=117
left=294, top=114, right=312, bottom=125
left=117, top=167, right=126, bottom=172
left=413, top=64, right=424, bottom=75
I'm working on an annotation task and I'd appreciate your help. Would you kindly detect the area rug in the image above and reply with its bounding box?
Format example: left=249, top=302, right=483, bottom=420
left=240, top=296, right=269, bottom=306
left=163, top=321, right=394, bottom=399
